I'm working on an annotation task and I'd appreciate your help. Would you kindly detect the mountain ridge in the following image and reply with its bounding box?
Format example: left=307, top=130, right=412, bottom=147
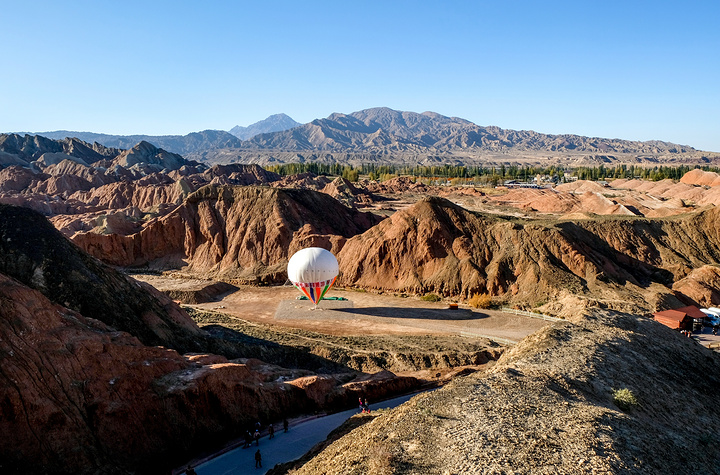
left=245, top=107, right=697, bottom=154
left=16, top=129, right=243, bottom=156
left=11, top=107, right=717, bottom=168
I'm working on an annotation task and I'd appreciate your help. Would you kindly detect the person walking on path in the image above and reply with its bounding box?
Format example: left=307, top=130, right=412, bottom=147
left=269, top=424, right=275, bottom=439
left=359, top=397, right=365, bottom=413
left=283, top=418, right=288, bottom=432
left=254, top=429, right=260, bottom=446
left=255, top=449, right=262, bottom=468
left=363, top=398, right=370, bottom=413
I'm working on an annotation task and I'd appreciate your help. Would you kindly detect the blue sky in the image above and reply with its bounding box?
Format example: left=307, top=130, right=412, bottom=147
left=2, top=0, right=719, bottom=151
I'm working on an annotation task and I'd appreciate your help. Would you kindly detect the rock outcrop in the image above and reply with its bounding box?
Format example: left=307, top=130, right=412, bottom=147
left=0, top=273, right=314, bottom=474
left=672, top=265, right=720, bottom=306
left=0, top=204, right=203, bottom=351
left=337, top=197, right=720, bottom=312
left=290, top=310, right=720, bottom=474
left=72, top=185, right=383, bottom=281
left=114, top=140, right=188, bottom=171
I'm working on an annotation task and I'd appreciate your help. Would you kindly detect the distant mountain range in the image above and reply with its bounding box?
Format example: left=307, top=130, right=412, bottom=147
left=12, top=108, right=712, bottom=168
left=23, top=129, right=243, bottom=156
left=21, top=114, right=302, bottom=156
left=0, top=133, right=193, bottom=174
left=229, top=113, right=300, bottom=140
left=244, top=108, right=696, bottom=155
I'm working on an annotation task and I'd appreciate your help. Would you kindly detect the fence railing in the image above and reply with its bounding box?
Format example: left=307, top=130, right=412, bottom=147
left=460, top=331, right=518, bottom=346
left=500, top=307, right=563, bottom=322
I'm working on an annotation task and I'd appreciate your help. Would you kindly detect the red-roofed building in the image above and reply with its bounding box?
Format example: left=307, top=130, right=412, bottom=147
left=653, top=306, right=706, bottom=330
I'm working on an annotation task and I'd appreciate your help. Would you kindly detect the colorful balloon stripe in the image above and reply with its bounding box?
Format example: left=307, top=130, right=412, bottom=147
left=292, top=276, right=337, bottom=304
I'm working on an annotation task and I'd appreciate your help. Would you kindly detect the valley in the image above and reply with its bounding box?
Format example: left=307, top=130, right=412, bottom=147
left=0, top=131, right=719, bottom=474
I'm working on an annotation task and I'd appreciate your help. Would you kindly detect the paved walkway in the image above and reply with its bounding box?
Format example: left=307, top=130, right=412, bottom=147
left=693, top=325, right=720, bottom=348
left=193, top=392, right=421, bottom=475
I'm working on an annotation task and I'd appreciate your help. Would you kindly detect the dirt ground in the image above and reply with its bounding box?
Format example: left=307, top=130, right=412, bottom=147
left=187, top=285, right=549, bottom=343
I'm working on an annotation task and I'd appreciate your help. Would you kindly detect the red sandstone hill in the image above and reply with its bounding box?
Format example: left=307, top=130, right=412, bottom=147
left=680, top=168, right=720, bottom=187
left=0, top=204, right=427, bottom=474
left=337, top=197, right=720, bottom=313
left=72, top=184, right=383, bottom=282
left=0, top=272, right=317, bottom=474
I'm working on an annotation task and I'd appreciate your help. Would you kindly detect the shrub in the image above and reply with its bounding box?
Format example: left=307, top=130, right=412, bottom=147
left=420, top=293, right=441, bottom=302
left=468, top=293, right=492, bottom=309
left=612, top=388, right=638, bottom=411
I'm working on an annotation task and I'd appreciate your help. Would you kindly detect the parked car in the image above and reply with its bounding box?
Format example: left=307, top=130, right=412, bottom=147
left=700, top=308, right=720, bottom=327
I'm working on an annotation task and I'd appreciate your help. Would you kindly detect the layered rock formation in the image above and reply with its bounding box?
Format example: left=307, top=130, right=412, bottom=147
left=0, top=204, right=434, bottom=473
left=0, top=273, right=315, bottom=474
left=71, top=185, right=382, bottom=281
left=672, top=265, right=720, bottom=306
left=337, top=197, right=720, bottom=312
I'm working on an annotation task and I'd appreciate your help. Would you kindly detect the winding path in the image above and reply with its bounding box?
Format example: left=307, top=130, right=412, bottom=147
left=193, top=392, right=421, bottom=475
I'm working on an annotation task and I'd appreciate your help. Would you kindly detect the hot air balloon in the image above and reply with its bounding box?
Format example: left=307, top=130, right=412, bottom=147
left=287, top=247, right=339, bottom=306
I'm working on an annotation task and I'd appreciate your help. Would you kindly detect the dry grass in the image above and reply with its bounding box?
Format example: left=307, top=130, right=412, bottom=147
left=468, top=293, right=493, bottom=309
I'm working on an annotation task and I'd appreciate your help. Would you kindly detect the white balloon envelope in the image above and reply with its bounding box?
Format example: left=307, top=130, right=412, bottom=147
left=287, top=247, right=339, bottom=305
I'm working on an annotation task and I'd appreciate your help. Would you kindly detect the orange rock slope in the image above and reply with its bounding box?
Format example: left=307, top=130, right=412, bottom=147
left=71, top=184, right=382, bottom=281
left=338, top=196, right=720, bottom=311
left=0, top=273, right=315, bottom=474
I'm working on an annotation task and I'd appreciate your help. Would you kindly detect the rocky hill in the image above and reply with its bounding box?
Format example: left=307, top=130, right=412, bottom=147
left=338, top=197, right=720, bottom=314
left=0, top=266, right=324, bottom=474
left=0, top=133, right=120, bottom=168
left=290, top=309, right=720, bottom=474
left=0, top=204, right=455, bottom=474
left=0, top=204, right=204, bottom=351
left=244, top=107, right=697, bottom=155
left=71, top=185, right=383, bottom=281
left=229, top=113, right=301, bottom=140
left=0, top=134, right=198, bottom=173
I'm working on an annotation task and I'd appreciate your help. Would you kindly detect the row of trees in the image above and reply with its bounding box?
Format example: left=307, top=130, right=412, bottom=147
left=572, top=164, right=720, bottom=181
left=265, top=162, right=720, bottom=183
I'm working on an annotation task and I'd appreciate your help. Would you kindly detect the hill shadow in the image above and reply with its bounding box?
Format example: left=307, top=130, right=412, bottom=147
left=333, top=306, right=490, bottom=321
left=203, top=325, right=355, bottom=374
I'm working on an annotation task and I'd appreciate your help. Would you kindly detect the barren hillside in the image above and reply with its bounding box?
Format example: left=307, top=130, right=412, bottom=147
left=291, top=309, right=720, bottom=474
left=338, top=197, right=720, bottom=313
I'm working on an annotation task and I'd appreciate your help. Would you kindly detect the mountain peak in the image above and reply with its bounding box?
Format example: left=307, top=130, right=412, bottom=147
left=229, top=113, right=301, bottom=140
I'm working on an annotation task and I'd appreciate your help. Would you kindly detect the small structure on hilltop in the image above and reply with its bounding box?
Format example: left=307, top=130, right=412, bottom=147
left=653, top=305, right=706, bottom=331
